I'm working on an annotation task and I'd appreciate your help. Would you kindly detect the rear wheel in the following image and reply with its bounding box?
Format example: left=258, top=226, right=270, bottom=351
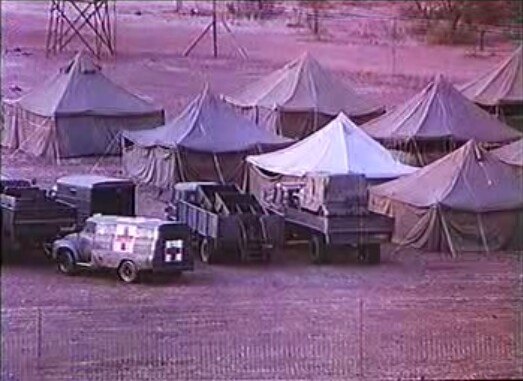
left=357, top=244, right=381, bottom=265
left=309, top=234, right=328, bottom=264
left=57, top=249, right=76, bottom=275
left=200, top=238, right=218, bottom=264
left=117, top=260, right=139, bottom=283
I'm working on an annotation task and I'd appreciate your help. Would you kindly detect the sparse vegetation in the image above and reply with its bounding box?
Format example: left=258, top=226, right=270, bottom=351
left=404, top=0, right=520, bottom=47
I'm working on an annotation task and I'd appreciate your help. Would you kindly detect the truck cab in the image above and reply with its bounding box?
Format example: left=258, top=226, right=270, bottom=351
left=52, top=174, right=135, bottom=227
left=51, top=215, right=193, bottom=282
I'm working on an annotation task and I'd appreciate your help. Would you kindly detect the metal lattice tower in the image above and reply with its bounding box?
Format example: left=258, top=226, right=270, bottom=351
left=46, top=0, right=116, bottom=58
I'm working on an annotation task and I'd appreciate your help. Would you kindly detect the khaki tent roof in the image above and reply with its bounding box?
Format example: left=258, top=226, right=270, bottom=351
left=492, top=139, right=523, bottom=167
left=362, top=75, right=521, bottom=143
left=247, top=113, right=418, bottom=179
left=123, top=87, right=292, bottom=153
left=223, top=52, right=383, bottom=117
left=370, top=140, right=523, bottom=212
left=16, top=52, right=163, bottom=117
left=459, top=45, right=523, bottom=106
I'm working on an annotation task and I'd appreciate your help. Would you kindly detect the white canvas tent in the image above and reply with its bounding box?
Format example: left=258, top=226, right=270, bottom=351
left=224, top=52, right=384, bottom=139
left=247, top=113, right=417, bottom=203
left=247, top=113, right=417, bottom=178
left=2, top=52, right=165, bottom=160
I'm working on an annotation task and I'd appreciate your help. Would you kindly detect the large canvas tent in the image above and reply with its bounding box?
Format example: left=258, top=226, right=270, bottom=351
left=362, top=75, right=521, bottom=165
left=2, top=52, right=164, bottom=160
left=369, top=140, right=523, bottom=253
left=122, top=87, right=292, bottom=189
left=223, top=52, right=384, bottom=140
left=492, top=138, right=523, bottom=167
left=459, top=45, right=522, bottom=117
left=247, top=113, right=417, bottom=203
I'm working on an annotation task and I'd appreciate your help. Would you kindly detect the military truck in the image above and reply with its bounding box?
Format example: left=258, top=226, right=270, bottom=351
left=166, top=182, right=284, bottom=264
left=1, top=177, right=77, bottom=253
left=51, top=174, right=135, bottom=226
left=265, top=173, right=393, bottom=264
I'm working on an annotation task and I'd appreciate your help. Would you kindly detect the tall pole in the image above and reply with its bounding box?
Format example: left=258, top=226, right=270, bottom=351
left=391, top=17, right=397, bottom=75
left=212, top=0, right=218, bottom=58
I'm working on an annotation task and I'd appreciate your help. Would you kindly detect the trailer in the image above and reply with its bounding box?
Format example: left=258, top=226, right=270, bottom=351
left=166, top=182, right=284, bottom=264
left=265, top=173, right=393, bottom=264
left=1, top=183, right=77, bottom=253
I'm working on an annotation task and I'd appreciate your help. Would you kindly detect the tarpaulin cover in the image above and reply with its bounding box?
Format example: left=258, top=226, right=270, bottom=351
left=362, top=75, right=521, bottom=143
left=459, top=45, right=523, bottom=107
left=122, top=88, right=291, bottom=189
left=369, top=140, right=523, bottom=251
left=492, top=138, right=523, bottom=167
left=246, top=113, right=418, bottom=179
left=2, top=52, right=164, bottom=159
left=223, top=52, right=384, bottom=139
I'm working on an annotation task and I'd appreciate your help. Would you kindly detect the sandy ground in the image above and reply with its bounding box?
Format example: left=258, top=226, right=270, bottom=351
left=1, top=1, right=522, bottom=380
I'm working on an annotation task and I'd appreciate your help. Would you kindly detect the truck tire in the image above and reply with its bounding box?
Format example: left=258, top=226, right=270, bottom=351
left=57, top=249, right=76, bottom=275
left=200, top=237, right=217, bottom=264
left=117, top=260, right=139, bottom=283
left=309, top=234, right=328, bottom=265
left=357, top=244, right=381, bottom=265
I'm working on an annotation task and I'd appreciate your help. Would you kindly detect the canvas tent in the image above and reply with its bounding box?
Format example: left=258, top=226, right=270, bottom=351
left=492, top=138, right=523, bottom=167
left=362, top=75, right=521, bottom=165
left=122, top=87, right=292, bottom=189
left=247, top=113, right=417, bottom=204
left=459, top=45, right=522, bottom=115
left=369, top=140, right=523, bottom=253
left=223, top=52, right=384, bottom=140
left=2, top=52, right=165, bottom=160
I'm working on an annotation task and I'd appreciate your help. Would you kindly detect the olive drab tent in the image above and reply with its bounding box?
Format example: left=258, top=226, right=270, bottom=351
left=361, top=75, right=521, bottom=165
left=223, top=52, right=384, bottom=140
left=459, top=45, right=522, bottom=113
left=122, top=87, right=292, bottom=189
left=247, top=113, right=417, bottom=205
left=369, top=140, right=523, bottom=253
left=2, top=52, right=165, bottom=160
left=492, top=138, right=523, bottom=167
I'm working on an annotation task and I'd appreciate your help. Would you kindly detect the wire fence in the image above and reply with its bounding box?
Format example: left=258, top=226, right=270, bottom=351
left=2, top=297, right=521, bottom=380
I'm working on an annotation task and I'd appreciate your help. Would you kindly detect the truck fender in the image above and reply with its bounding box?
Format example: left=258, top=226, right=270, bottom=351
left=52, top=240, right=79, bottom=262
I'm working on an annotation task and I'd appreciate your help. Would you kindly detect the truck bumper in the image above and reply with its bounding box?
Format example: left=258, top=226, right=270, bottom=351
left=152, top=261, right=194, bottom=273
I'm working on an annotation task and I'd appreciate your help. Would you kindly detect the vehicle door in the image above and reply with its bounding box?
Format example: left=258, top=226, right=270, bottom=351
left=77, top=221, right=96, bottom=263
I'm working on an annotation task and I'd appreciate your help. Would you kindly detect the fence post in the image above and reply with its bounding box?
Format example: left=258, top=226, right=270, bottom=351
left=36, top=308, right=43, bottom=371
left=359, top=298, right=364, bottom=377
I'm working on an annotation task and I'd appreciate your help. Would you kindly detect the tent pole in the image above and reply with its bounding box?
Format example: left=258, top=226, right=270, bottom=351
left=213, top=153, right=226, bottom=184
left=476, top=213, right=490, bottom=253
left=438, top=205, right=457, bottom=258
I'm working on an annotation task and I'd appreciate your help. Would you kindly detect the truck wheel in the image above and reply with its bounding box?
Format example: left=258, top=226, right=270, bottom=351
left=57, top=249, right=76, bottom=275
left=117, top=260, right=139, bottom=283
left=357, top=244, right=381, bottom=265
left=309, top=235, right=328, bottom=265
left=200, top=238, right=217, bottom=264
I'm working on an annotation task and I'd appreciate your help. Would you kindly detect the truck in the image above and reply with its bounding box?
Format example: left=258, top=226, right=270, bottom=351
left=51, top=174, right=135, bottom=226
left=1, top=178, right=77, bottom=253
left=165, top=182, right=284, bottom=264
left=264, top=173, right=393, bottom=264
left=51, top=215, right=193, bottom=283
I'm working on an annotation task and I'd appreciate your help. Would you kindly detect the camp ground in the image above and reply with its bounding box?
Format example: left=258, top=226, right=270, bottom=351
left=1, top=2, right=522, bottom=380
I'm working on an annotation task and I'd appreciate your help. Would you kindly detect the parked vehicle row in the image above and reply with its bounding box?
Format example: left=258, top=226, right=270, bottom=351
left=2, top=173, right=394, bottom=283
